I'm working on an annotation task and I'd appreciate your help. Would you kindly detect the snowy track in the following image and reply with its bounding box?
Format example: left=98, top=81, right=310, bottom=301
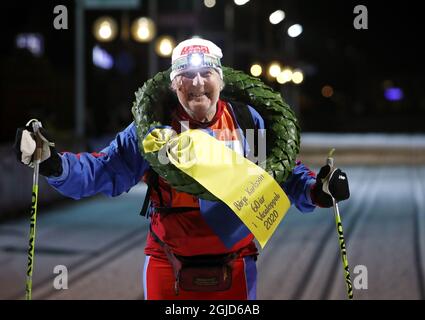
left=1, top=166, right=424, bottom=300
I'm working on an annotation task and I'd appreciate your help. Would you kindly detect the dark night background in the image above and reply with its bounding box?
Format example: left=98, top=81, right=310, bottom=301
left=1, top=1, right=425, bottom=301
left=1, top=0, right=424, bottom=143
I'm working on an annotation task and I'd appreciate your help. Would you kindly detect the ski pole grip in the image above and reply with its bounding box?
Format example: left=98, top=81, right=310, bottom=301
left=32, top=121, right=43, bottom=162
left=326, top=148, right=335, bottom=168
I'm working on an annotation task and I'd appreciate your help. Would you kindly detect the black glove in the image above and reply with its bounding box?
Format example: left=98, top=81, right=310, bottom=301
left=311, top=165, right=350, bottom=208
left=13, top=120, right=63, bottom=177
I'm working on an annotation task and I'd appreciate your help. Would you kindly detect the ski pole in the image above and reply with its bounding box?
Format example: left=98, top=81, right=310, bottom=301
left=323, top=148, right=353, bottom=300
left=25, top=120, right=43, bottom=300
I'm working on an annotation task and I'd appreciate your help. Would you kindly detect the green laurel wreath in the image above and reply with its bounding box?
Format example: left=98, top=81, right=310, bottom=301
left=131, top=66, right=300, bottom=200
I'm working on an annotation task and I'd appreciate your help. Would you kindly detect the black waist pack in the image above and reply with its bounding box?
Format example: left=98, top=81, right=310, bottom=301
left=176, top=254, right=236, bottom=293
left=149, top=226, right=237, bottom=294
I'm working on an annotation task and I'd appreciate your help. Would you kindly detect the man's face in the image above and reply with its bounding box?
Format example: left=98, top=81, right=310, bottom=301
left=175, top=68, right=222, bottom=121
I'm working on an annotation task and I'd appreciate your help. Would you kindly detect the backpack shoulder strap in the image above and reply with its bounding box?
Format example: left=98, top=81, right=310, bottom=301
left=139, top=169, right=161, bottom=217
left=229, top=101, right=259, bottom=158
left=230, top=101, right=256, bottom=133
left=139, top=184, right=152, bottom=217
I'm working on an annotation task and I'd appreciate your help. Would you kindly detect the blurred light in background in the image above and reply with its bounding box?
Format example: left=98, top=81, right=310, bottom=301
left=16, top=33, right=44, bottom=57
left=93, top=17, right=118, bottom=42
left=92, top=45, right=113, bottom=70
left=204, top=0, right=216, bottom=8
left=234, top=0, right=250, bottom=6
left=131, top=17, right=156, bottom=42
left=287, top=24, right=303, bottom=38
left=291, top=69, right=304, bottom=84
left=268, top=62, right=281, bottom=78
left=277, top=68, right=293, bottom=84
left=385, top=87, right=404, bottom=101
left=250, top=64, right=262, bottom=77
left=276, top=73, right=286, bottom=84
left=155, top=36, right=176, bottom=57
left=321, top=85, right=334, bottom=98
left=269, top=10, right=285, bottom=25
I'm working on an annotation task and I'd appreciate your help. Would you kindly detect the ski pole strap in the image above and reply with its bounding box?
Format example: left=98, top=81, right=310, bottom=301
left=32, top=121, right=43, bottom=162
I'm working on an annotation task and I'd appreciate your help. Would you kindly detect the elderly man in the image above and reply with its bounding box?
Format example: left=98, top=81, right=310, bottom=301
left=14, top=38, right=349, bottom=300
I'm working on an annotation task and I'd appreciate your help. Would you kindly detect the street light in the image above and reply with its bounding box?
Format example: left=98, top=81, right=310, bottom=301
left=287, top=24, right=303, bottom=38
left=292, top=69, right=304, bottom=84
left=155, top=36, right=176, bottom=57
left=93, top=17, right=118, bottom=42
left=322, top=85, right=334, bottom=98
left=268, top=62, right=281, bottom=78
left=131, top=17, right=156, bottom=42
left=277, top=68, right=292, bottom=84
left=250, top=64, right=262, bottom=77
left=234, top=0, right=250, bottom=6
left=276, top=74, right=286, bottom=84
left=269, top=10, right=285, bottom=25
left=204, top=0, right=216, bottom=8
